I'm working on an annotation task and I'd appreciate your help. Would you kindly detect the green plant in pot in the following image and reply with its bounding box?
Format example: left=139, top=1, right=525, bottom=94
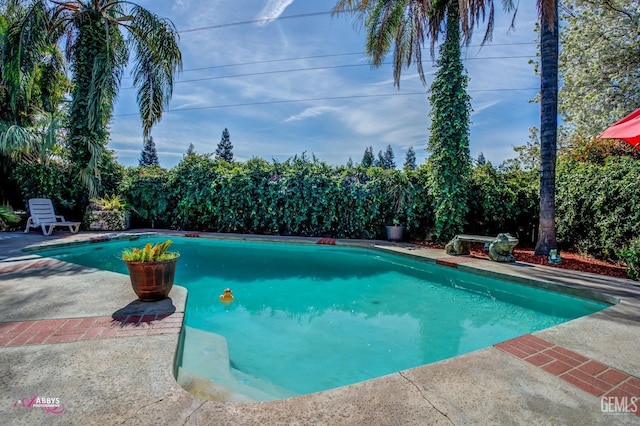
left=122, top=240, right=179, bottom=301
left=86, top=195, right=131, bottom=231
left=385, top=174, right=413, bottom=242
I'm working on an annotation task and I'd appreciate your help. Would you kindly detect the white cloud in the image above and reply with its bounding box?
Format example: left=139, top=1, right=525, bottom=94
left=471, top=100, right=501, bottom=117
left=256, top=0, right=296, bottom=25
left=109, top=0, right=541, bottom=168
left=284, top=106, right=340, bottom=122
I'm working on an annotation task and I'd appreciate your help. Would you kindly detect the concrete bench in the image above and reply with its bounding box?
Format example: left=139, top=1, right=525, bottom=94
left=445, top=233, right=518, bottom=263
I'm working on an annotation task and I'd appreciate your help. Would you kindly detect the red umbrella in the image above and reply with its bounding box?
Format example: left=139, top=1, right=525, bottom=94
left=598, top=107, right=640, bottom=149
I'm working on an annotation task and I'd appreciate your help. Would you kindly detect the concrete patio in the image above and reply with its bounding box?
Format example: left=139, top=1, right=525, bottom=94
left=1, top=230, right=639, bottom=425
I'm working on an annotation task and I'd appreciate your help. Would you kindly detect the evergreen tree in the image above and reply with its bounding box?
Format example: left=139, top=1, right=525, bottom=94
left=186, top=143, right=195, bottom=156
left=382, top=144, right=395, bottom=169
left=476, top=152, right=486, bottom=166
left=404, top=146, right=416, bottom=171
left=215, top=128, right=234, bottom=162
left=139, top=136, right=159, bottom=166
left=376, top=150, right=385, bottom=168
left=346, top=157, right=354, bottom=168
left=361, top=146, right=374, bottom=168
left=426, top=2, right=471, bottom=241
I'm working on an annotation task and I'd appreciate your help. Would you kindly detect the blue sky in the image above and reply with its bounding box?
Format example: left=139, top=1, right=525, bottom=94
left=110, top=0, right=540, bottom=168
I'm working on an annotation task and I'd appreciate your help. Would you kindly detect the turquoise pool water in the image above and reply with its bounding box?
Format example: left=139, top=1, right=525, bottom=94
left=35, top=236, right=609, bottom=400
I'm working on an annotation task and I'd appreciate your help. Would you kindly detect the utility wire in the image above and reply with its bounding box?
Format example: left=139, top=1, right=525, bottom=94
left=178, top=11, right=333, bottom=33
left=114, top=88, right=538, bottom=117
left=121, top=55, right=535, bottom=90
left=116, top=12, right=539, bottom=116
left=122, top=43, right=537, bottom=79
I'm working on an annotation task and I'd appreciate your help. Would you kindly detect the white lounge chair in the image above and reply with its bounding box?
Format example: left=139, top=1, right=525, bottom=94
left=24, top=198, right=81, bottom=236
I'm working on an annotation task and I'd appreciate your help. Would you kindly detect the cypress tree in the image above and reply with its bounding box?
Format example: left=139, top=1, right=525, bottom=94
left=139, top=136, right=159, bottom=166
left=404, top=146, right=416, bottom=171
left=215, top=128, right=234, bottom=162
left=346, top=157, right=354, bottom=168
left=382, top=144, right=395, bottom=169
left=362, top=146, right=374, bottom=168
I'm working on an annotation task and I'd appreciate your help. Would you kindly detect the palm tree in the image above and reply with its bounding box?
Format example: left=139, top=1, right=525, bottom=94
left=534, top=0, right=558, bottom=255
left=333, top=0, right=509, bottom=87
left=6, top=0, right=182, bottom=198
left=0, top=0, right=68, bottom=165
left=335, top=0, right=560, bottom=254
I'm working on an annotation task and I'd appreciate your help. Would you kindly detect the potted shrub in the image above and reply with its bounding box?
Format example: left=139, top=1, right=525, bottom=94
left=385, top=174, right=413, bottom=242
left=85, top=195, right=131, bottom=231
left=122, top=240, right=179, bottom=301
left=385, top=219, right=405, bottom=242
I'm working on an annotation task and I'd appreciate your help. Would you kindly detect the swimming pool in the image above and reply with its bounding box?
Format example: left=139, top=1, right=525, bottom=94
left=34, top=235, right=610, bottom=401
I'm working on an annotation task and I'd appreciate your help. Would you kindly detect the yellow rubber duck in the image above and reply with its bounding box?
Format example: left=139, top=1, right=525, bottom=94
left=219, top=288, right=234, bottom=302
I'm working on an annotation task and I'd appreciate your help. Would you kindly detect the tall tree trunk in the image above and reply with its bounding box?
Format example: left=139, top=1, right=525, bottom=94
left=534, top=1, right=559, bottom=255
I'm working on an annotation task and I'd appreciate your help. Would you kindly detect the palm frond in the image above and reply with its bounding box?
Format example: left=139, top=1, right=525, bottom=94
left=85, top=26, right=127, bottom=131
left=127, top=5, right=182, bottom=137
left=2, top=0, right=52, bottom=115
left=0, top=205, right=20, bottom=224
left=0, top=123, right=39, bottom=159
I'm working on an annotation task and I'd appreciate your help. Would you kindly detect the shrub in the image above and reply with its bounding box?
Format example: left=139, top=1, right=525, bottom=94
left=120, top=166, right=170, bottom=228
left=466, top=162, right=538, bottom=242
left=556, top=156, right=640, bottom=261
left=11, top=161, right=77, bottom=218
left=619, top=238, right=640, bottom=281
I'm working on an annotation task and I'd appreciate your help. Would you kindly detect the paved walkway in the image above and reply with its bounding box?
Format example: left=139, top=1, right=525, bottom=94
left=496, top=334, right=640, bottom=410
left=1, top=230, right=640, bottom=425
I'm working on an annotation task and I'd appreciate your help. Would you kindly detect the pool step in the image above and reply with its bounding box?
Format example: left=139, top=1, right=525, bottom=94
left=177, top=326, right=296, bottom=402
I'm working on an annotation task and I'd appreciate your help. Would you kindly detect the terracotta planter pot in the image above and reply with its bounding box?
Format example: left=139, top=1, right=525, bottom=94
left=124, top=256, right=179, bottom=301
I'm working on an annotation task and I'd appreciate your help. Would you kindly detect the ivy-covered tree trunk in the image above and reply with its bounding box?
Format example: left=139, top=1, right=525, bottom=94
left=427, top=2, right=471, bottom=242
left=68, top=14, right=124, bottom=200
left=534, top=1, right=559, bottom=255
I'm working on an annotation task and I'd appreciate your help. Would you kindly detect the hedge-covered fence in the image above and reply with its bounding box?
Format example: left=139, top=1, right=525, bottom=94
left=122, top=154, right=434, bottom=240
left=13, top=151, right=640, bottom=263
left=556, top=156, right=640, bottom=262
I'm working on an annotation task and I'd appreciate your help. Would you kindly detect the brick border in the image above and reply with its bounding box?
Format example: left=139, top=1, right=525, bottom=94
left=495, top=334, right=640, bottom=416
left=317, top=238, right=336, bottom=245
left=0, top=312, right=183, bottom=346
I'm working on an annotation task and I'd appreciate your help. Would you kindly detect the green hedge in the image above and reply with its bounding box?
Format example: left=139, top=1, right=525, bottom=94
left=155, top=154, right=433, bottom=239
left=556, top=156, right=640, bottom=261
left=467, top=162, right=539, bottom=241
left=119, top=165, right=170, bottom=228
left=11, top=161, right=77, bottom=218
left=16, top=150, right=640, bottom=264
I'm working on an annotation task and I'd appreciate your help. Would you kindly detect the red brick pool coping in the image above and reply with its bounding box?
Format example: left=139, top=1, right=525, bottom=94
left=0, top=313, right=183, bottom=346
left=495, top=334, right=640, bottom=416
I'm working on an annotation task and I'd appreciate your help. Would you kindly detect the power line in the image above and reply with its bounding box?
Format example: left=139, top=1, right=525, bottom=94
left=114, top=88, right=539, bottom=117
left=181, top=47, right=536, bottom=73
left=121, top=55, right=535, bottom=90
left=122, top=43, right=536, bottom=80
left=177, top=11, right=333, bottom=34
